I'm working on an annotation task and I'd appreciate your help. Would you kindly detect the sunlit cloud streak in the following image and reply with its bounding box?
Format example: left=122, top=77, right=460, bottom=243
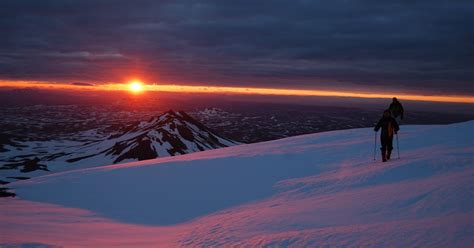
left=1, top=80, right=473, bottom=104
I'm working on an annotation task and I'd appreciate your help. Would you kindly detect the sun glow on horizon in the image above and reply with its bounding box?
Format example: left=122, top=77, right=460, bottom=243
left=128, top=80, right=145, bottom=93
left=0, top=80, right=473, bottom=104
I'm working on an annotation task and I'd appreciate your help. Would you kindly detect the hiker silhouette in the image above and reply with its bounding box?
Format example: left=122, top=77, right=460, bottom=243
left=374, top=109, right=399, bottom=162
left=389, top=97, right=404, bottom=124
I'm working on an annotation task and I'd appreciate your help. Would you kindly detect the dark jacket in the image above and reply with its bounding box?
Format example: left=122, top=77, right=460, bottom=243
left=374, top=116, right=399, bottom=137
left=389, top=101, right=404, bottom=119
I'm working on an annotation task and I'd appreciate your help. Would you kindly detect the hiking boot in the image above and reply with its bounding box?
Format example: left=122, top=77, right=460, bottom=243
left=381, top=149, right=387, bottom=162
left=387, top=150, right=392, bottom=160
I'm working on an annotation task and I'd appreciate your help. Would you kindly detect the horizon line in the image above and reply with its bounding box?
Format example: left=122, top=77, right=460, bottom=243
left=1, top=80, right=473, bottom=104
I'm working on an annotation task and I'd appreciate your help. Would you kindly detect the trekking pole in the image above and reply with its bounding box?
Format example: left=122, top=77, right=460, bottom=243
left=373, top=131, right=377, bottom=161
left=396, top=133, right=400, bottom=159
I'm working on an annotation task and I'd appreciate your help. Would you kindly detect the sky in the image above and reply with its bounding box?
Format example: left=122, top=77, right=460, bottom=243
left=0, top=0, right=473, bottom=97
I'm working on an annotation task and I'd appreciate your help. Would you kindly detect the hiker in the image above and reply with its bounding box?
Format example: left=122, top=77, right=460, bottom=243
left=389, top=97, right=404, bottom=124
left=374, top=109, right=399, bottom=162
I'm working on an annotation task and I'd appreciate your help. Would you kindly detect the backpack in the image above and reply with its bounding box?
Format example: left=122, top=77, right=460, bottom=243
left=387, top=120, right=394, bottom=138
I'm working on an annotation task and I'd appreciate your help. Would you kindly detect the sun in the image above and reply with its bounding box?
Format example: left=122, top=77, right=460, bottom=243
left=128, top=80, right=145, bottom=93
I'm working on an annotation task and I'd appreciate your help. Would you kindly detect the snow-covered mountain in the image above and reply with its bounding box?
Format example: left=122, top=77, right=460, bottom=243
left=197, top=107, right=229, bottom=117
left=63, top=110, right=238, bottom=164
left=0, top=110, right=238, bottom=183
left=1, top=121, right=473, bottom=247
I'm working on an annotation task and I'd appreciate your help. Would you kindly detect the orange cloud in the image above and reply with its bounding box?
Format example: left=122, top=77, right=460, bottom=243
left=1, top=80, right=473, bottom=104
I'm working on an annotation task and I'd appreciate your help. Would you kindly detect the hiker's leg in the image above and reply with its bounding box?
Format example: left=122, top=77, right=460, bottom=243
left=387, top=136, right=393, bottom=160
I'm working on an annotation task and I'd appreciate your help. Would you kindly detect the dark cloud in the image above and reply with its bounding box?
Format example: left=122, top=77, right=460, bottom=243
left=71, top=82, right=94, bottom=86
left=0, top=0, right=473, bottom=94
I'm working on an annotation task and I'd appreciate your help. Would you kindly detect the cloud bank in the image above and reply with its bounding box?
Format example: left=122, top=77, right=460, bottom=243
left=0, top=0, right=472, bottom=94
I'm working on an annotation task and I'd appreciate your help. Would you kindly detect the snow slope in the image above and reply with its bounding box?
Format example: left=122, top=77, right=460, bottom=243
left=1, top=121, right=473, bottom=247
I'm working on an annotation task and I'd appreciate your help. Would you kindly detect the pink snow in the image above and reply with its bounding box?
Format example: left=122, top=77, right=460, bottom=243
left=1, top=121, right=473, bottom=247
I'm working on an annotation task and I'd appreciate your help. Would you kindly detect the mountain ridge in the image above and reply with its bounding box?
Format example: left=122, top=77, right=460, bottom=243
left=0, top=110, right=239, bottom=183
